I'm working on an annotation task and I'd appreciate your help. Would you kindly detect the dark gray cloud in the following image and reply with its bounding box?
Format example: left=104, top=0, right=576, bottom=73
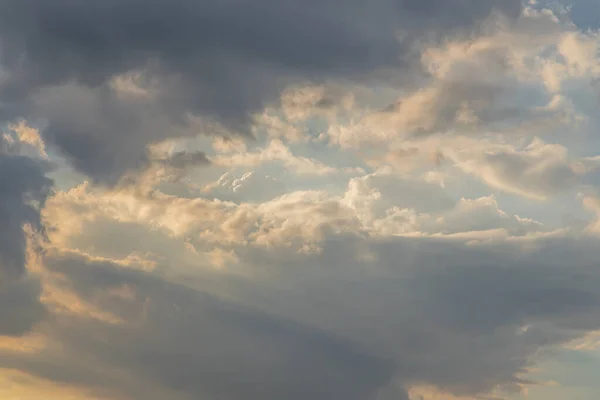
left=0, top=147, right=51, bottom=336
left=159, top=150, right=210, bottom=170
left=228, top=236, right=600, bottom=397
left=1, top=251, right=394, bottom=400
left=0, top=0, right=521, bottom=183
left=0, top=151, right=52, bottom=280
left=0, top=277, right=46, bottom=337
left=118, top=149, right=211, bottom=187
left=3, top=234, right=600, bottom=398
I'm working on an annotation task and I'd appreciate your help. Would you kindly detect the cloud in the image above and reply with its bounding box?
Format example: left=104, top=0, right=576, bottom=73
left=4, top=231, right=600, bottom=399
left=344, top=169, right=455, bottom=215
left=327, top=7, right=582, bottom=148
left=0, top=368, right=96, bottom=400
left=0, top=0, right=521, bottom=182
left=0, top=278, right=46, bottom=337
left=0, top=142, right=51, bottom=337
left=0, top=151, right=52, bottom=280
left=448, top=137, right=582, bottom=200
left=120, top=144, right=212, bottom=190
left=42, top=167, right=551, bottom=263
left=5, top=146, right=599, bottom=400
left=422, top=195, right=544, bottom=236
left=3, top=121, right=48, bottom=159
left=211, top=139, right=346, bottom=176
left=324, top=6, right=594, bottom=187
left=202, top=171, right=288, bottom=203
left=345, top=132, right=585, bottom=200
left=233, top=235, right=600, bottom=397
left=6, top=3, right=600, bottom=399
left=0, top=250, right=394, bottom=400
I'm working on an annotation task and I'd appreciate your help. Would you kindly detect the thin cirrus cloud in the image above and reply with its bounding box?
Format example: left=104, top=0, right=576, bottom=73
left=2, top=1, right=600, bottom=400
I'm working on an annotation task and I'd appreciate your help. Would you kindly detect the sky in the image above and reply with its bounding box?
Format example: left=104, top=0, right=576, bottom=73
left=1, top=0, right=600, bottom=399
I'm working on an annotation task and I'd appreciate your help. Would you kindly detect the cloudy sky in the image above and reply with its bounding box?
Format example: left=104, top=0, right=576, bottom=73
left=2, top=1, right=600, bottom=399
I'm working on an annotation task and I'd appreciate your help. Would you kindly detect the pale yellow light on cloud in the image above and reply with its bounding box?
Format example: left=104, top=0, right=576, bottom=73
left=0, top=334, right=48, bottom=355
left=0, top=369, right=97, bottom=400
left=8, top=121, right=47, bottom=158
left=408, top=387, right=475, bottom=400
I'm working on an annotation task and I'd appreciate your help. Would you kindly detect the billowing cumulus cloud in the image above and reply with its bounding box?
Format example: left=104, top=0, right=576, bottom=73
left=4, top=2, right=600, bottom=400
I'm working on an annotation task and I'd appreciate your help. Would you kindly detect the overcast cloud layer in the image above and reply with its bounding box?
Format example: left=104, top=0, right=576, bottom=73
left=2, top=1, right=600, bottom=399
